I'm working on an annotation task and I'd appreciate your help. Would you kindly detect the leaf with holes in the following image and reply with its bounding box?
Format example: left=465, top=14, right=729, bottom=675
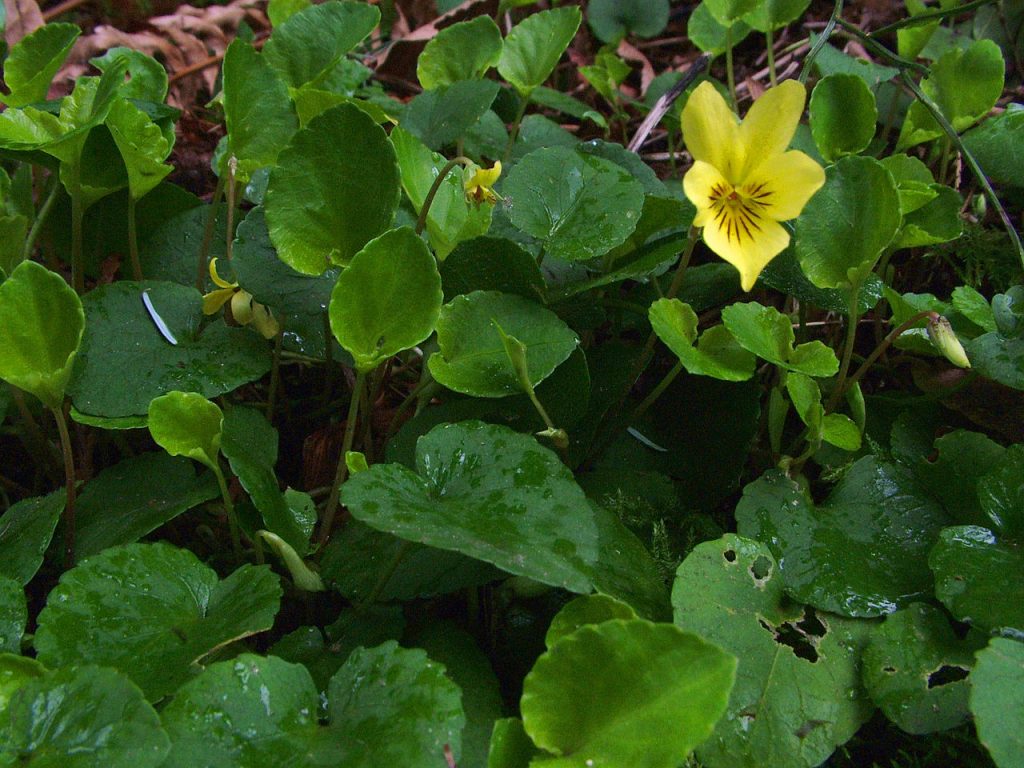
left=736, top=460, right=948, bottom=618
left=673, top=534, right=874, bottom=768
left=862, top=603, right=984, bottom=734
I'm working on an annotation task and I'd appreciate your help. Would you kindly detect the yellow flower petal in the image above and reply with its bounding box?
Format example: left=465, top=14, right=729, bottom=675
left=737, top=79, right=807, bottom=179
left=231, top=289, right=254, bottom=326
left=202, top=286, right=236, bottom=315
left=250, top=303, right=281, bottom=340
left=465, top=161, right=502, bottom=205
left=683, top=160, right=730, bottom=227
left=681, top=82, right=742, bottom=181
left=208, top=257, right=237, bottom=289
left=702, top=212, right=791, bottom=292
left=741, top=150, right=826, bottom=221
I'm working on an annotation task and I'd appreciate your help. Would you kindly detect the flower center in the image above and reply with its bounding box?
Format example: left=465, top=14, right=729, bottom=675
left=708, top=182, right=773, bottom=244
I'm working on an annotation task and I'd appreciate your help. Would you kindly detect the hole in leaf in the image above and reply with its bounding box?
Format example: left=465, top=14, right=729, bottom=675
left=749, top=555, right=772, bottom=580
left=796, top=607, right=827, bottom=638
left=883, top=666, right=897, bottom=674
left=723, top=549, right=737, bottom=562
left=795, top=720, right=829, bottom=739
left=927, top=665, right=969, bottom=688
left=774, top=621, right=819, bottom=662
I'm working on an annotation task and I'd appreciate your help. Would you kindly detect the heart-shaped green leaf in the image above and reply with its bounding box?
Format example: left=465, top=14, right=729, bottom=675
left=391, top=127, right=491, bottom=259
left=221, top=40, right=298, bottom=181
left=34, top=542, right=281, bottom=699
left=721, top=301, right=839, bottom=377
left=588, top=0, right=669, bottom=42
left=161, top=646, right=464, bottom=766
left=809, top=73, right=877, bottom=162
left=795, top=155, right=901, bottom=290
left=0, top=489, right=64, bottom=585
left=68, top=281, right=271, bottom=418
left=429, top=291, right=578, bottom=398
left=0, top=260, right=84, bottom=410
left=1, top=23, right=80, bottom=108
left=898, top=40, right=1005, bottom=150
left=743, top=0, right=811, bottom=32
left=401, top=80, right=500, bottom=151
left=673, top=535, right=873, bottom=768
left=148, top=391, right=223, bottom=472
left=497, top=7, right=582, bottom=96
left=221, top=406, right=307, bottom=553
left=689, top=2, right=752, bottom=55
left=265, top=104, right=400, bottom=274
left=75, top=452, right=219, bottom=559
left=0, top=666, right=169, bottom=767
left=862, top=603, right=983, bottom=735
left=970, top=637, right=1024, bottom=768
left=650, top=298, right=756, bottom=381
left=418, top=15, right=503, bottom=90
left=504, top=146, right=645, bottom=262
left=261, top=0, right=380, bottom=90
left=522, top=620, right=735, bottom=768
left=343, top=421, right=665, bottom=615
left=736, top=459, right=948, bottom=617
left=105, top=99, right=172, bottom=201
left=329, top=227, right=443, bottom=372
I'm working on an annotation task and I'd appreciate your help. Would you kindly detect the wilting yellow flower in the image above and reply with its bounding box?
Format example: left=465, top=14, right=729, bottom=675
left=464, top=161, right=502, bottom=205
left=682, top=80, right=825, bottom=291
left=202, top=258, right=280, bottom=340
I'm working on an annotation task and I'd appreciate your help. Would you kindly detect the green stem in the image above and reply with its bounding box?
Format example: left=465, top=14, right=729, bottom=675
left=359, top=540, right=412, bottom=609
left=835, top=18, right=929, bottom=75
left=195, top=173, right=227, bottom=291
left=503, top=95, right=530, bottom=167
left=824, top=288, right=861, bottom=414
left=869, top=0, right=995, bottom=38
left=725, top=24, right=738, bottom=111
left=831, top=309, right=937, bottom=409
left=69, top=179, right=85, bottom=294
left=225, top=157, right=239, bottom=261
left=800, top=0, right=845, bottom=82
left=416, top=156, right=473, bottom=236
left=50, top=403, right=77, bottom=567
left=318, top=369, right=366, bottom=547
left=766, top=27, right=778, bottom=87
left=899, top=70, right=1024, bottom=269
left=213, top=465, right=243, bottom=562
left=127, top=194, right=142, bottom=281
left=386, top=376, right=437, bottom=439
left=266, top=322, right=285, bottom=422
left=630, top=361, right=683, bottom=425
left=23, top=175, right=61, bottom=264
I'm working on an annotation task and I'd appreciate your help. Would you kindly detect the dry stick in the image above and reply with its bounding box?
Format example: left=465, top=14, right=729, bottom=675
left=627, top=53, right=710, bottom=153
left=41, top=0, right=89, bottom=20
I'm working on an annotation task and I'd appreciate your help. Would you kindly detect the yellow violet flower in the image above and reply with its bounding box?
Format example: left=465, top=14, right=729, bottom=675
left=464, top=161, right=502, bottom=205
left=681, top=80, right=825, bottom=291
left=202, top=258, right=280, bottom=340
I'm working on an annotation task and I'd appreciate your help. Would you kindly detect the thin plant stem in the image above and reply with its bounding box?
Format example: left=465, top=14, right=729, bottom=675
left=830, top=310, right=937, bottom=409
left=195, top=173, right=227, bottom=291
left=800, top=0, right=844, bottom=82
left=50, top=403, right=77, bottom=567
left=503, top=96, right=530, bottom=167
left=127, top=195, right=142, bottom=280
left=322, top=312, right=335, bottom=405
left=318, top=369, right=366, bottom=548
left=630, top=361, right=683, bottom=425
left=225, top=157, right=239, bottom=261
left=359, top=540, right=412, bottom=609
left=824, top=288, right=861, bottom=414
left=725, top=24, right=738, bottom=111
left=213, top=465, right=243, bottom=563
left=69, top=179, right=85, bottom=294
left=869, top=0, right=995, bottom=38
left=416, top=156, right=473, bottom=235
left=898, top=70, right=1024, bottom=269
left=12, top=388, right=61, bottom=481
left=23, top=175, right=61, bottom=263
left=266, top=322, right=285, bottom=422
left=766, top=27, right=778, bottom=87
left=386, top=377, right=437, bottom=439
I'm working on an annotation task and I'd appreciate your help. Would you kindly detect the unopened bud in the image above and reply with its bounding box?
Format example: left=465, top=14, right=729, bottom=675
left=927, top=314, right=971, bottom=368
left=257, top=530, right=325, bottom=592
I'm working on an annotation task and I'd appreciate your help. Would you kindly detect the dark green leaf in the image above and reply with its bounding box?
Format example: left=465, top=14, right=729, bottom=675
left=417, top=16, right=503, bottom=90
left=970, top=637, right=1024, bottom=768
left=0, top=489, right=64, bottom=585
